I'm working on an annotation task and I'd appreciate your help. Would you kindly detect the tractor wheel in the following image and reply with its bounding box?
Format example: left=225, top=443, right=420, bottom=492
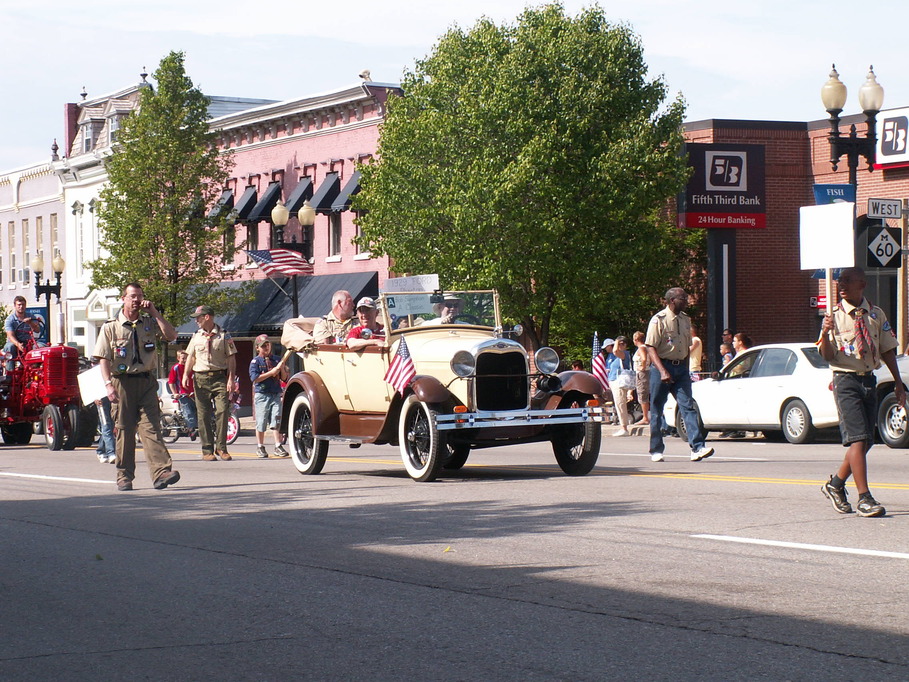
left=43, top=405, right=64, bottom=451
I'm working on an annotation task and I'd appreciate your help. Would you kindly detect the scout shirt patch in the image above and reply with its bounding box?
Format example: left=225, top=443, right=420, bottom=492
left=227, top=336, right=237, bottom=353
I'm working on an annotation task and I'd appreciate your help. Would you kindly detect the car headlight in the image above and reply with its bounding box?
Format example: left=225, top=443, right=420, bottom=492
left=534, top=347, right=560, bottom=374
left=451, top=350, right=476, bottom=377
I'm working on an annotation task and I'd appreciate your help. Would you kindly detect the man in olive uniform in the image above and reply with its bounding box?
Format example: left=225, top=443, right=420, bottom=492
left=819, top=266, right=905, bottom=517
left=93, top=282, right=180, bottom=491
left=645, top=287, right=714, bottom=464
left=184, top=305, right=237, bottom=461
left=312, top=290, right=354, bottom=344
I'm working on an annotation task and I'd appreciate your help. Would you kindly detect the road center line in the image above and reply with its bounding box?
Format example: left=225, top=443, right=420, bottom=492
left=0, top=472, right=109, bottom=485
left=693, top=534, right=909, bottom=560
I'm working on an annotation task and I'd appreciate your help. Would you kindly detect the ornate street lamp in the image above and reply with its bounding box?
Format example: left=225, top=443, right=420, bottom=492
left=270, top=199, right=290, bottom=246
left=30, top=253, right=66, bottom=344
left=821, top=65, right=884, bottom=187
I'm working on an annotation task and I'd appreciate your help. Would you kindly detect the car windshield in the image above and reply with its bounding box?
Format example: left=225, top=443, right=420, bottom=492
left=380, top=291, right=499, bottom=331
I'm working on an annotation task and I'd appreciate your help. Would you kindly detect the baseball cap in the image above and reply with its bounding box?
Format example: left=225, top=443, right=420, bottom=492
left=191, top=305, right=214, bottom=318
left=356, top=297, right=376, bottom=310
left=255, top=334, right=271, bottom=347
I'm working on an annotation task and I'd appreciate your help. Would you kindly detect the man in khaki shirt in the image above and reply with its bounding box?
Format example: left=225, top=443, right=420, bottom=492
left=645, top=287, right=714, bottom=464
left=184, top=305, right=237, bottom=461
left=819, top=266, right=905, bottom=517
left=93, top=282, right=180, bottom=492
left=312, top=290, right=354, bottom=344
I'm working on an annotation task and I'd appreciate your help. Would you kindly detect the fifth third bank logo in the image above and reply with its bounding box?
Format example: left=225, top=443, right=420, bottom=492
left=881, top=116, right=908, bottom=156
left=706, top=151, right=747, bottom=191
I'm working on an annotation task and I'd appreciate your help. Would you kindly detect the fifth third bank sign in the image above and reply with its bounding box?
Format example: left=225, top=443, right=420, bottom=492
left=678, top=143, right=766, bottom=229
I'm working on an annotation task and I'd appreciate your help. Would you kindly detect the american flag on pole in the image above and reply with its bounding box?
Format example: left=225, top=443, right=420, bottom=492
left=246, top=249, right=314, bottom=277
left=591, top=332, right=609, bottom=392
left=384, top=336, right=417, bottom=395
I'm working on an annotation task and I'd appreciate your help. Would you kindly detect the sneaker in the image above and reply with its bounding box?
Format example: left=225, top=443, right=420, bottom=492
left=256, top=445, right=268, bottom=459
left=273, top=444, right=289, bottom=458
left=117, top=480, right=133, bottom=491
left=98, top=454, right=107, bottom=463
left=153, top=470, right=181, bottom=490
left=189, top=430, right=198, bottom=442
left=821, top=476, right=853, bottom=514
left=612, top=428, right=630, bottom=437
left=650, top=452, right=664, bottom=462
left=106, top=455, right=117, bottom=464
left=690, top=445, right=715, bottom=462
left=856, top=495, right=885, bottom=517
left=217, top=451, right=232, bottom=461
left=202, top=453, right=217, bottom=461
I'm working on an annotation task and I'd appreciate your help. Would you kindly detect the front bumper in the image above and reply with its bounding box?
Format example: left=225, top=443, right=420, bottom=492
left=435, top=405, right=603, bottom=431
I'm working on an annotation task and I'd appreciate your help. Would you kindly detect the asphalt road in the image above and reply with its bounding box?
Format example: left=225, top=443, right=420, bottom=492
left=2, top=426, right=908, bottom=680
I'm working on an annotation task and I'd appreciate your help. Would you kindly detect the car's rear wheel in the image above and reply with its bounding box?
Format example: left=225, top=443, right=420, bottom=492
left=442, top=441, right=470, bottom=470
left=877, top=391, right=909, bottom=448
left=43, top=405, right=63, bottom=451
left=782, top=399, right=815, bottom=444
left=675, top=402, right=705, bottom=444
left=288, top=393, right=328, bottom=475
left=399, top=395, right=443, bottom=482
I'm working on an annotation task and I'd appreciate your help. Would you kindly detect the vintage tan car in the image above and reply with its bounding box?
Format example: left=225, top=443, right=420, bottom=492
left=279, top=290, right=604, bottom=482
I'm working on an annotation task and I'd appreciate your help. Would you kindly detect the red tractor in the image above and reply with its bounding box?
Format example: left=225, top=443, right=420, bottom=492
left=0, top=321, right=93, bottom=450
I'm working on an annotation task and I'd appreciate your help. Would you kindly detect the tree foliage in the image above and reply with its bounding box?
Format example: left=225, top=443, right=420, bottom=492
left=89, top=51, right=243, bottom=321
left=355, top=3, right=698, bottom=350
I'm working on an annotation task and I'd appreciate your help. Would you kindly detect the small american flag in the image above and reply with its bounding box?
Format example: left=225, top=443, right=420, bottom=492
left=591, top=332, right=609, bottom=392
left=246, top=249, right=314, bottom=277
left=384, top=336, right=416, bottom=395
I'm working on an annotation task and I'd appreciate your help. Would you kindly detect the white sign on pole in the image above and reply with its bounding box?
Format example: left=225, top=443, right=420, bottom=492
left=867, top=197, right=902, bottom=220
left=799, top=203, right=855, bottom=270
left=381, top=274, right=439, bottom=292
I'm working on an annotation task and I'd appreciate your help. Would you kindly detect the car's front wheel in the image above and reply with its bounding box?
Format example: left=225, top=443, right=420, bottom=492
left=782, top=399, right=815, bottom=444
left=399, top=395, right=443, bottom=482
left=877, top=390, right=909, bottom=448
left=288, top=393, right=328, bottom=475
left=442, top=441, right=470, bottom=470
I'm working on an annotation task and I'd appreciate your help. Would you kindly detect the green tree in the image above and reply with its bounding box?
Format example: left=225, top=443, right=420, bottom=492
left=89, top=51, right=242, bottom=321
left=355, top=3, right=696, bottom=350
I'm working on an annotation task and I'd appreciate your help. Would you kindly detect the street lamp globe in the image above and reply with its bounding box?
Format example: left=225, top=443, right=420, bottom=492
left=52, top=254, right=66, bottom=275
left=820, top=65, right=847, bottom=113
left=858, top=66, right=884, bottom=113
left=297, top=200, right=316, bottom=227
left=30, top=255, right=45, bottom=277
left=271, top=199, right=289, bottom=228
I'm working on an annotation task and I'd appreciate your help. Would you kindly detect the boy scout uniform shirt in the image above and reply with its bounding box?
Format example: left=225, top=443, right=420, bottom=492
left=827, top=298, right=897, bottom=373
left=186, top=325, right=236, bottom=371
left=93, top=312, right=163, bottom=374
left=645, top=307, right=691, bottom=361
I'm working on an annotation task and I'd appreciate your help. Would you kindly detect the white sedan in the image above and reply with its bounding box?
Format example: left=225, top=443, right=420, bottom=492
left=666, top=343, right=838, bottom=444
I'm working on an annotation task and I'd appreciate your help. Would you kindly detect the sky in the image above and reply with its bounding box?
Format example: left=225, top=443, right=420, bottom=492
left=2, top=0, right=908, bottom=171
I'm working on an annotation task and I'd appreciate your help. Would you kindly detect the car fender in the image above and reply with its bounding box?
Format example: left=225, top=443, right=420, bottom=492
left=410, top=375, right=451, bottom=405
left=279, top=371, right=339, bottom=436
left=558, top=371, right=603, bottom=398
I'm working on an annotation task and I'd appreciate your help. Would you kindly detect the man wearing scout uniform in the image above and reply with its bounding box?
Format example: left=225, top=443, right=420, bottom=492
left=819, top=266, right=905, bottom=517
left=183, top=305, right=237, bottom=461
left=93, top=282, right=180, bottom=491
left=645, top=287, right=714, bottom=464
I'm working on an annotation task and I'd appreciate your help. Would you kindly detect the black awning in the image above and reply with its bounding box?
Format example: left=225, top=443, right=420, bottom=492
left=207, top=189, right=234, bottom=220
left=233, top=186, right=258, bottom=221
left=310, top=172, right=340, bottom=213
left=174, top=271, right=380, bottom=338
left=247, top=181, right=283, bottom=223
left=330, top=171, right=361, bottom=213
left=284, top=177, right=313, bottom=213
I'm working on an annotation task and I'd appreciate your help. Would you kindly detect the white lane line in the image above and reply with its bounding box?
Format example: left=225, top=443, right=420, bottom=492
left=0, top=472, right=110, bottom=485
left=604, top=453, right=769, bottom=461
left=693, top=534, right=909, bottom=560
